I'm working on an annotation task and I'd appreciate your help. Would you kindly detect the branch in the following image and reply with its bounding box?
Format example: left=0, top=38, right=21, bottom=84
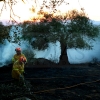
left=0, top=0, right=6, bottom=16
left=0, top=0, right=23, bottom=24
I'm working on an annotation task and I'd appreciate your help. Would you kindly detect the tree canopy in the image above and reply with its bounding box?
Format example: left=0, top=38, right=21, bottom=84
left=22, top=10, right=99, bottom=50
left=0, top=22, right=11, bottom=44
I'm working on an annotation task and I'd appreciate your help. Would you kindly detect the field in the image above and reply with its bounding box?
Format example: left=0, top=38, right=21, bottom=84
left=0, top=64, right=100, bottom=100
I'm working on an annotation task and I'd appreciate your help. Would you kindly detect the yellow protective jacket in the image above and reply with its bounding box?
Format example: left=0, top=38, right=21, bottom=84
left=12, top=60, right=25, bottom=80
left=12, top=53, right=27, bottom=79
left=12, top=53, right=27, bottom=64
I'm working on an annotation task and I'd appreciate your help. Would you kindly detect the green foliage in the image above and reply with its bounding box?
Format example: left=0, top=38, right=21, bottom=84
left=22, top=22, right=50, bottom=50
left=22, top=18, right=64, bottom=50
left=66, top=10, right=99, bottom=49
left=67, top=16, right=99, bottom=38
left=0, top=22, right=11, bottom=44
left=22, top=10, right=99, bottom=51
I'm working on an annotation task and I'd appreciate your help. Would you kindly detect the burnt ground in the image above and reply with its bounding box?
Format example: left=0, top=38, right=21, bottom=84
left=0, top=64, right=100, bottom=100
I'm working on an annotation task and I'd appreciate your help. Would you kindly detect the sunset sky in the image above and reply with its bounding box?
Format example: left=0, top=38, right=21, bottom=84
left=0, top=0, right=100, bottom=23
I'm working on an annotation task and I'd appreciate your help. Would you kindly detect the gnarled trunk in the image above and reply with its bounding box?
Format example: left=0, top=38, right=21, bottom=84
left=59, top=42, right=70, bottom=65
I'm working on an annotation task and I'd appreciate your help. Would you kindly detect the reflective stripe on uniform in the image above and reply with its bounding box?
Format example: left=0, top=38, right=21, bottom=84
left=13, top=69, right=24, bottom=72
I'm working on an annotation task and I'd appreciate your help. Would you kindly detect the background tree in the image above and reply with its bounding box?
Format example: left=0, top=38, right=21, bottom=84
left=22, top=10, right=99, bottom=65
left=0, top=22, right=11, bottom=44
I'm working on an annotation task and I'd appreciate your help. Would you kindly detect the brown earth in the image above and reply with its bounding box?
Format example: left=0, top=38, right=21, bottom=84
left=0, top=63, right=100, bottom=100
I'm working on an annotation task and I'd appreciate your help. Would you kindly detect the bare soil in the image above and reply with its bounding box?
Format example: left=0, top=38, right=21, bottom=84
left=0, top=64, right=100, bottom=100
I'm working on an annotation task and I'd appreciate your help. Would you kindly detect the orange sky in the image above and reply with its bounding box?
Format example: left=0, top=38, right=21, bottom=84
left=0, top=0, right=100, bottom=24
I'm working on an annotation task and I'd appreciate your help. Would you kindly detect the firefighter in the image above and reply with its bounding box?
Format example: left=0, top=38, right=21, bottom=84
left=12, top=48, right=27, bottom=85
left=12, top=56, right=27, bottom=81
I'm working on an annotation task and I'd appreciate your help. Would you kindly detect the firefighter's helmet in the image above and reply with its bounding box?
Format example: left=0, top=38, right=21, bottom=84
left=15, top=48, right=21, bottom=52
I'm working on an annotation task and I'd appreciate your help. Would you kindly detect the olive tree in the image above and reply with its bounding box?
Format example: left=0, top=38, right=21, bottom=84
left=22, top=10, right=99, bottom=65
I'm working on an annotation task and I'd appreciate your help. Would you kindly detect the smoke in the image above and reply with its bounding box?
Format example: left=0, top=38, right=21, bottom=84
left=0, top=25, right=29, bottom=67
left=68, top=37, right=100, bottom=64
left=33, top=41, right=61, bottom=63
left=0, top=25, right=61, bottom=67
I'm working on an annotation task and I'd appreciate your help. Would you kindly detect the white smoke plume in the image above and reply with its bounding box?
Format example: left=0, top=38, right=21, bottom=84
left=0, top=25, right=61, bottom=67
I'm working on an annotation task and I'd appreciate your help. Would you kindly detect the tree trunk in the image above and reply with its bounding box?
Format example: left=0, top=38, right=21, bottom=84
left=59, top=42, right=70, bottom=65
